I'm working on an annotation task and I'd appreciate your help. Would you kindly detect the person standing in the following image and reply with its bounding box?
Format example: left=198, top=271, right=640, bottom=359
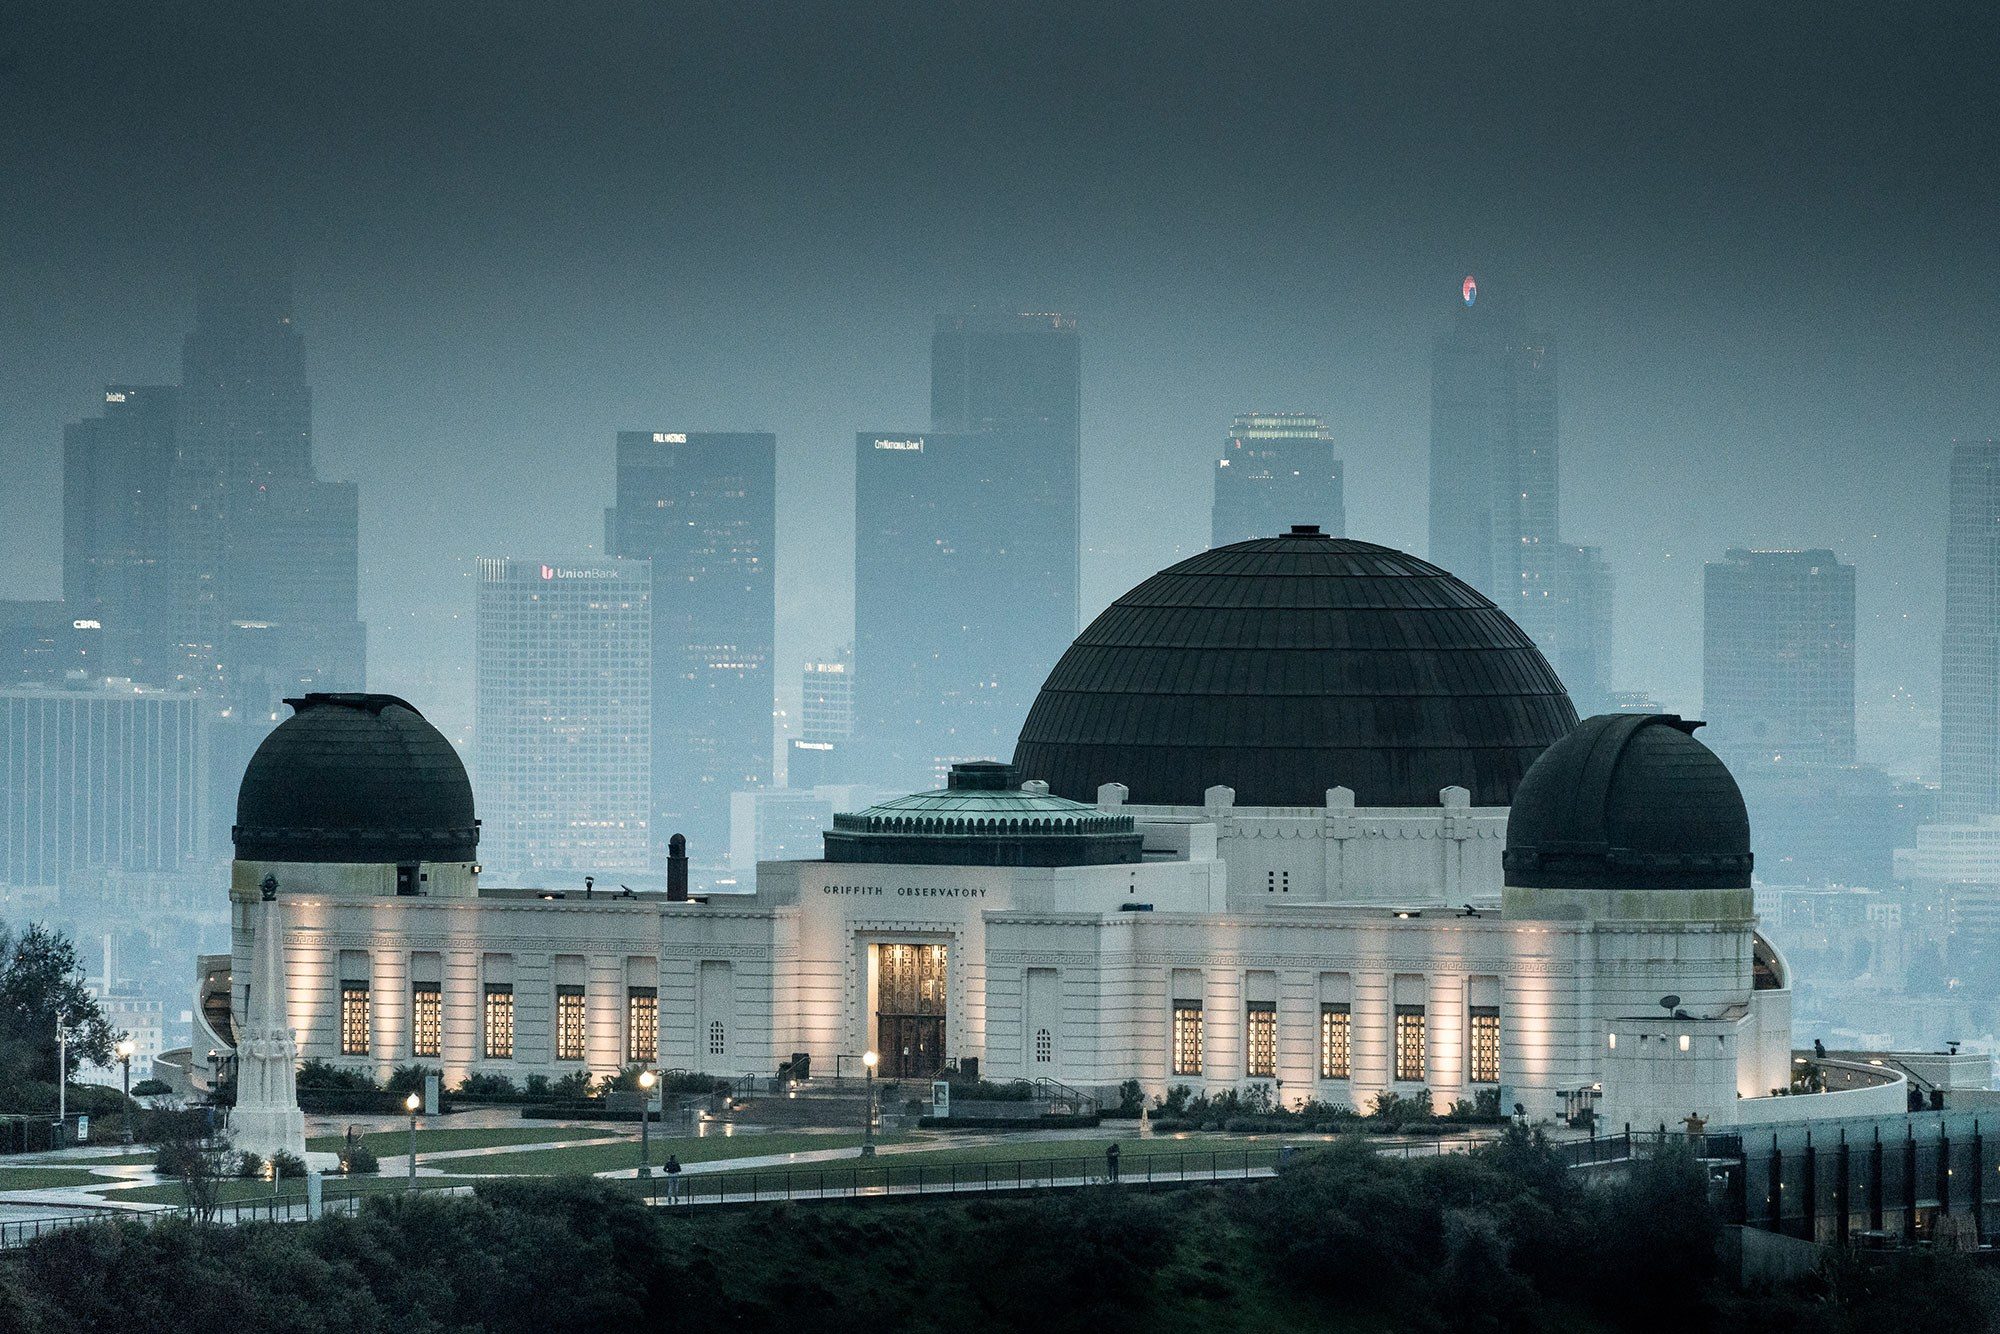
left=1105, top=1141, right=1120, bottom=1184
left=665, top=1153, right=683, bottom=1203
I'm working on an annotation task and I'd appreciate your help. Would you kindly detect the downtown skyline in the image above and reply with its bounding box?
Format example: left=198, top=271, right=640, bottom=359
left=2, top=3, right=1992, bottom=780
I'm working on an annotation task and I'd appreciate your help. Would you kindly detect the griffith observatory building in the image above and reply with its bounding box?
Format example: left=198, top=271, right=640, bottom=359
left=197, top=530, right=1797, bottom=1130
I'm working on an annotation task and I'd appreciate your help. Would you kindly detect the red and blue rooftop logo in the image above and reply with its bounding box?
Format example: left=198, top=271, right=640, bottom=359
left=1462, top=275, right=1477, bottom=305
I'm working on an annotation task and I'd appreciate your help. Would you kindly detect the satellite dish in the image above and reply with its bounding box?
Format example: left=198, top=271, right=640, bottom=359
left=1659, top=995, right=1681, bottom=1012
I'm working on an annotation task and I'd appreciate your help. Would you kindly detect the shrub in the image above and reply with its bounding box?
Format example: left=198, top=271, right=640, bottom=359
left=386, top=1064, right=435, bottom=1097
left=523, top=1074, right=551, bottom=1097
left=270, top=1150, right=307, bottom=1179
left=546, top=1069, right=594, bottom=1100
left=343, top=1144, right=380, bottom=1175
left=455, top=1072, right=519, bottom=1097
left=233, top=1151, right=265, bottom=1180
left=296, top=1059, right=380, bottom=1092
left=131, top=1078, right=172, bottom=1097
left=942, top=1077, right=1036, bottom=1101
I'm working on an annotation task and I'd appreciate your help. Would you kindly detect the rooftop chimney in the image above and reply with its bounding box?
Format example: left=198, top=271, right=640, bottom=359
left=667, top=833, right=689, bottom=901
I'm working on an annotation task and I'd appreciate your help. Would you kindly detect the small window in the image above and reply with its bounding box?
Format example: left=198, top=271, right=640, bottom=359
left=1246, top=1002, right=1276, bottom=1077
left=1034, top=1027, right=1052, bottom=1063
left=1394, top=1005, right=1427, bottom=1083
left=411, top=983, right=442, bottom=1059
left=555, top=985, right=586, bottom=1062
left=340, top=984, right=370, bottom=1057
left=1172, top=1003, right=1204, bottom=1076
left=627, top=987, right=658, bottom=1064
left=1320, top=1003, right=1351, bottom=1080
left=484, top=984, right=515, bottom=1059
left=708, top=1019, right=726, bottom=1056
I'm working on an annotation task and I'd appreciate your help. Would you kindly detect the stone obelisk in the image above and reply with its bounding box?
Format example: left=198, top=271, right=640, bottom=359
left=228, top=875, right=306, bottom=1162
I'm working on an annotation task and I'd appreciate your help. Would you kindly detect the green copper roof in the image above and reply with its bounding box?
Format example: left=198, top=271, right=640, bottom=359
left=825, top=761, right=1142, bottom=866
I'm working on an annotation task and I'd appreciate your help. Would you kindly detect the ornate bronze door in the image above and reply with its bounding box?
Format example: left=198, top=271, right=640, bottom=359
left=876, top=943, right=947, bottom=1078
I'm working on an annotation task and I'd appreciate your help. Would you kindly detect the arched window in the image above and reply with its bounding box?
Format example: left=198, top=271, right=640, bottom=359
left=1034, top=1027, right=1053, bottom=1063
left=708, top=1019, right=726, bottom=1056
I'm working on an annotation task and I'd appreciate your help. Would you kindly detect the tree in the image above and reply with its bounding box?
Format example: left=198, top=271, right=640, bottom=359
left=0, top=923, right=118, bottom=1104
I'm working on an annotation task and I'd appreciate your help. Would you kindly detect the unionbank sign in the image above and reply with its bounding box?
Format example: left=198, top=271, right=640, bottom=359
left=538, top=564, right=623, bottom=581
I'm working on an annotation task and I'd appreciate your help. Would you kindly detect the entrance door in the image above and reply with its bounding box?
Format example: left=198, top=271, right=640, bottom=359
left=876, top=943, right=947, bottom=1078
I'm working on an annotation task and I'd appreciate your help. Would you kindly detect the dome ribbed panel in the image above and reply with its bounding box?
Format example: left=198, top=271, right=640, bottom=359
left=234, top=694, right=478, bottom=863
left=1011, top=535, right=1577, bottom=808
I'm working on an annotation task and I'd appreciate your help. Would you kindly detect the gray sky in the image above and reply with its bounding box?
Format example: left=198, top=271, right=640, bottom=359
left=2, top=1, right=1994, bottom=775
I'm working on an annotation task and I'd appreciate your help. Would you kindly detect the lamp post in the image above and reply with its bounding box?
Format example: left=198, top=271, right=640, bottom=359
left=115, top=1038, right=137, bottom=1145
left=405, top=1091, right=421, bottom=1185
left=637, top=1069, right=656, bottom=1178
left=55, top=1020, right=68, bottom=1139
left=861, top=1050, right=878, bottom=1157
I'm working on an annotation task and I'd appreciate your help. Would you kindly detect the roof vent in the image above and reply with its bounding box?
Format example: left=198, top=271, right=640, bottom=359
left=947, top=761, right=1017, bottom=792
left=1288, top=524, right=1324, bottom=536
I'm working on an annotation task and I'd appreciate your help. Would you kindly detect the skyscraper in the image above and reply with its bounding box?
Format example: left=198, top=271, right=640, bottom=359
left=855, top=312, right=1080, bottom=789
left=1210, top=412, right=1344, bottom=545
left=0, top=679, right=209, bottom=889
left=63, top=386, right=179, bottom=677
left=1546, top=543, right=1615, bottom=716
left=1943, top=441, right=2000, bottom=818
left=605, top=431, right=776, bottom=866
left=1703, top=548, right=1856, bottom=765
left=475, top=557, right=652, bottom=881
left=163, top=265, right=366, bottom=846
left=1428, top=276, right=1559, bottom=641
left=790, top=655, right=855, bottom=789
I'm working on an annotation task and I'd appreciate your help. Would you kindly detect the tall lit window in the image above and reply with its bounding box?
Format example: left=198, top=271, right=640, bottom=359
left=1470, top=1006, right=1501, bottom=1085
left=483, top=984, right=514, bottom=1059
left=1320, top=1003, right=1351, bottom=1079
left=1394, top=1005, right=1427, bottom=1083
left=556, top=985, right=587, bottom=1061
left=708, top=1019, right=726, bottom=1056
left=340, top=984, right=370, bottom=1057
left=1172, top=1003, right=1204, bottom=1076
left=627, top=987, right=658, bottom=1063
left=411, top=983, right=442, bottom=1059
left=1034, top=1028, right=1053, bottom=1063
left=1245, top=1002, right=1277, bottom=1077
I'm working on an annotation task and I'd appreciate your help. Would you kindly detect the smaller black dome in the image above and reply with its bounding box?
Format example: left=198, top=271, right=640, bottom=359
left=1503, top=714, right=1751, bottom=890
left=235, top=694, right=479, bottom=864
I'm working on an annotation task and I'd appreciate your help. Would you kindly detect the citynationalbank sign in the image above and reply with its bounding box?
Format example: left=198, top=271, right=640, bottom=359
left=822, top=885, right=987, bottom=899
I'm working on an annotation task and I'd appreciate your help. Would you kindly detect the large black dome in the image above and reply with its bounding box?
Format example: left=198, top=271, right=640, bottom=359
left=1503, top=713, right=1752, bottom=890
left=1011, top=529, right=1577, bottom=808
left=234, top=694, right=479, bottom=864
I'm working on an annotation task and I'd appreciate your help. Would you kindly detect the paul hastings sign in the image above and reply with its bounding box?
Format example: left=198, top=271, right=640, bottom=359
left=822, top=884, right=987, bottom=899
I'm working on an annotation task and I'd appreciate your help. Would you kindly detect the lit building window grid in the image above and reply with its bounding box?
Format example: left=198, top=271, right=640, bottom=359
left=1245, top=1002, right=1277, bottom=1077
left=627, top=987, right=658, bottom=1063
left=1320, top=1003, right=1351, bottom=1080
left=555, top=985, right=587, bottom=1061
left=411, top=983, right=442, bottom=1058
left=484, top=984, right=515, bottom=1059
left=339, top=983, right=370, bottom=1057
left=1394, top=1004, right=1427, bottom=1083
left=1470, top=1006, right=1501, bottom=1084
left=1171, top=1003, right=1204, bottom=1076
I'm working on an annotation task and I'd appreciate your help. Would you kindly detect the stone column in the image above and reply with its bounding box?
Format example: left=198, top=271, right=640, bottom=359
left=228, top=876, right=307, bottom=1162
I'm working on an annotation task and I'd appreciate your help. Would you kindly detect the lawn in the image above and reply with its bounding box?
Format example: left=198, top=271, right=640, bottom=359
left=305, top=1124, right=614, bottom=1156
left=108, top=1174, right=484, bottom=1207
left=449, top=1130, right=911, bottom=1176
left=689, top=1133, right=1271, bottom=1187
left=0, top=1166, right=122, bottom=1190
